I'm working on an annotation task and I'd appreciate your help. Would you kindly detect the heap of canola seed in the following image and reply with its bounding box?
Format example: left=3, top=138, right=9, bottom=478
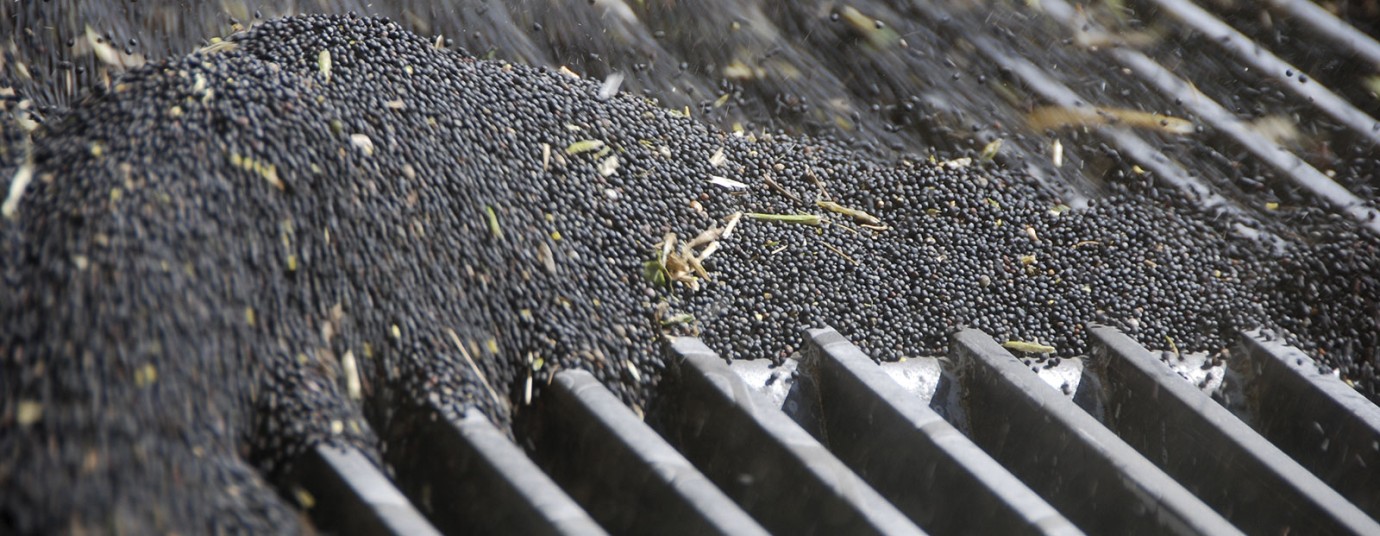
left=8, top=13, right=1368, bottom=533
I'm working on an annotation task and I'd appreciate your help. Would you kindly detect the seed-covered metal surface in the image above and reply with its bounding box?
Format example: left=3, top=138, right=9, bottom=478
left=1086, top=326, right=1380, bottom=535
left=285, top=444, right=442, bottom=536
left=798, top=328, right=1080, bottom=535
left=1235, top=332, right=1380, bottom=519
left=523, top=369, right=767, bottom=536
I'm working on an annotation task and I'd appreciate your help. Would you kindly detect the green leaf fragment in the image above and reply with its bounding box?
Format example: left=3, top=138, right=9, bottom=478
left=643, top=259, right=669, bottom=288
left=565, top=139, right=605, bottom=155
left=485, top=205, right=503, bottom=239
left=980, top=139, right=1004, bottom=161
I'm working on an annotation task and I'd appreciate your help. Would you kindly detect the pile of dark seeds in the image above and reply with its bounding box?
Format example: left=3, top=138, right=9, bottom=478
left=2, top=13, right=1376, bottom=532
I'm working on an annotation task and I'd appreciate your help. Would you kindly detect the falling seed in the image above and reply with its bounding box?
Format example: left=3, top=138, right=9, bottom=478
left=1051, top=139, right=1064, bottom=168
left=85, top=25, right=142, bottom=68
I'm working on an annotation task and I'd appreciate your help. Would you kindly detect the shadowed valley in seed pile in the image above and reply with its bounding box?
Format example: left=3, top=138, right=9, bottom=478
left=2, top=13, right=1376, bottom=533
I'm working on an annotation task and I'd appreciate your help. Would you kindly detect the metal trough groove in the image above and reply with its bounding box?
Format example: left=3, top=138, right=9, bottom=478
left=1237, top=331, right=1380, bottom=518
left=1087, top=325, right=1380, bottom=535
left=287, top=443, right=442, bottom=536
left=1265, top=0, right=1380, bottom=70
left=799, top=326, right=1083, bottom=536
left=524, top=369, right=768, bottom=536
left=1034, top=0, right=1380, bottom=237
left=385, top=407, right=606, bottom=536
left=1144, top=0, right=1380, bottom=147
left=951, top=329, right=1241, bottom=535
left=655, top=336, right=926, bottom=536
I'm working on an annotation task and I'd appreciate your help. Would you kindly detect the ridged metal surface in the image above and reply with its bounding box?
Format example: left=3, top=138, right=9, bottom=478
left=277, top=323, right=1380, bottom=535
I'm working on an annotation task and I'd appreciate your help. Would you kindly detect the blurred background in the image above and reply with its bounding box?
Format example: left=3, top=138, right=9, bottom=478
left=4, top=0, right=1379, bottom=227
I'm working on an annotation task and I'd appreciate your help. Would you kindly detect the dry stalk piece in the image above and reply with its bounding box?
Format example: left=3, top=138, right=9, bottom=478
left=1003, top=340, right=1057, bottom=354
left=660, top=313, right=695, bottom=326
left=2, top=147, right=34, bottom=219
left=485, top=205, right=503, bottom=239
left=318, top=49, right=332, bottom=82
left=939, top=157, right=972, bottom=169
left=815, top=200, right=882, bottom=226
left=565, top=139, right=604, bottom=155
left=763, top=174, right=804, bottom=204
left=342, top=351, right=362, bottom=400
left=709, top=176, right=748, bottom=190
left=446, top=328, right=510, bottom=414
left=643, top=212, right=742, bottom=291
left=822, top=243, right=860, bottom=266
left=721, top=212, right=743, bottom=239
left=1027, top=105, right=1194, bottom=135
left=709, top=147, right=727, bottom=167
left=747, top=212, right=822, bottom=226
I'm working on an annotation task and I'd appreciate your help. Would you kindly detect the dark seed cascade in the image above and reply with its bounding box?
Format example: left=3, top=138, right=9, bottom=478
left=1, top=13, right=1376, bottom=533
